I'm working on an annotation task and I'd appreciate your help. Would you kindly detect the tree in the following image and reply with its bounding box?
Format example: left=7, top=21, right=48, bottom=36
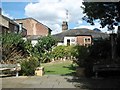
left=35, top=35, right=57, bottom=63
left=82, top=2, right=120, bottom=61
left=2, top=33, right=26, bottom=63
left=82, top=2, right=120, bottom=31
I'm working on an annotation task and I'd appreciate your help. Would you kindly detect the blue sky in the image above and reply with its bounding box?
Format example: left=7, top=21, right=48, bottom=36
left=2, top=2, right=28, bottom=19
left=1, top=0, right=109, bottom=34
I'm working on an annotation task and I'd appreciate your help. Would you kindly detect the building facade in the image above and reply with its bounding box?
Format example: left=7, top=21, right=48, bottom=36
left=15, top=18, right=52, bottom=36
left=0, top=15, right=27, bottom=36
left=53, top=21, right=108, bottom=46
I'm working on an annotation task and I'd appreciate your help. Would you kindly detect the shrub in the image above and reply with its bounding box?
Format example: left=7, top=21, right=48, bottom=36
left=2, top=33, right=26, bottom=64
left=75, top=45, right=89, bottom=67
left=51, top=45, right=77, bottom=60
left=20, top=57, right=39, bottom=76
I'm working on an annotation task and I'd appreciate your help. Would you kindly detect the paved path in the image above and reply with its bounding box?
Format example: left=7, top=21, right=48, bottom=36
left=2, top=75, right=78, bottom=88
left=2, top=75, right=120, bottom=89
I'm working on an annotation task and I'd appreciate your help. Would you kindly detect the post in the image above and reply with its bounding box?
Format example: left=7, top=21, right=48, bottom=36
left=16, top=63, right=21, bottom=77
left=110, top=33, right=117, bottom=62
left=16, top=71, right=19, bottom=77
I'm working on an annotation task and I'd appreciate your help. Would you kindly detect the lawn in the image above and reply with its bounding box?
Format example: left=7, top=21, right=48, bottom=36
left=41, top=60, right=76, bottom=75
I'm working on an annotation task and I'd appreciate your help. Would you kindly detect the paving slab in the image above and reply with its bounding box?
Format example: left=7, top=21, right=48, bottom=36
left=2, top=75, right=76, bottom=88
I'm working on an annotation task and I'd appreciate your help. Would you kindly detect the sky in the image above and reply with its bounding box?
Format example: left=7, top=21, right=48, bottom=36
left=1, top=0, right=114, bottom=35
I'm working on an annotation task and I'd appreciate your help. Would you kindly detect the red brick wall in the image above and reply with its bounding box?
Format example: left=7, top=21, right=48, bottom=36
left=36, top=22, right=48, bottom=36
left=15, top=18, right=49, bottom=36
left=77, top=36, right=92, bottom=46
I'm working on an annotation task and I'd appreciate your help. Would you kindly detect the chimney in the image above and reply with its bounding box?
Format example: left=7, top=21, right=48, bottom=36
left=62, top=21, right=68, bottom=32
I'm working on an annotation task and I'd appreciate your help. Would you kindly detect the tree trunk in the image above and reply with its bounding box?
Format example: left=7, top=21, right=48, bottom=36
left=110, top=34, right=117, bottom=63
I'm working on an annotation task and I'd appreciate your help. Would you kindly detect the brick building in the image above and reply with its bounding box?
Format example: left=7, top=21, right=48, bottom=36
left=14, top=18, right=52, bottom=36
left=53, top=21, right=108, bottom=46
left=0, top=15, right=27, bottom=36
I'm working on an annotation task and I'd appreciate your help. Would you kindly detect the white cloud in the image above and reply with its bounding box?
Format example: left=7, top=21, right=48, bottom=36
left=25, top=0, right=84, bottom=34
left=2, top=11, right=13, bottom=19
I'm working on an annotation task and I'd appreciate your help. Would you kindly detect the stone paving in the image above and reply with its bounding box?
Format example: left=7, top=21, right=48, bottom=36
left=2, top=75, right=120, bottom=89
left=2, top=75, right=78, bottom=88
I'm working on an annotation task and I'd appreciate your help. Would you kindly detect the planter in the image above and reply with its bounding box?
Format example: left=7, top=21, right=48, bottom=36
left=76, top=67, right=85, bottom=77
left=35, top=67, right=44, bottom=76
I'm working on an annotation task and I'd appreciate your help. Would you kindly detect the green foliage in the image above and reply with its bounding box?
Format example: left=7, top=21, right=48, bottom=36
left=82, top=2, right=120, bottom=30
left=75, top=45, right=89, bottom=67
left=23, top=40, right=33, bottom=55
left=35, top=35, right=57, bottom=62
left=51, top=45, right=77, bottom=59
left=2, top=33, right=25, bottom=63
left=20, top=56, right=39, bottom=76
left=52, top=46, right=66, bottom=58
left=89, top=39, right=111, bottom=61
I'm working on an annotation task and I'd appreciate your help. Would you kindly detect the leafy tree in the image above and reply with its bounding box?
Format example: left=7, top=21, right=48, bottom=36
left=2, top=33, right=26, bottom=63
left=35, top=35, right=56, bottom=63
left=82, top=2, right=120, bottom=31
left=82, top=2, right=120, bottom=61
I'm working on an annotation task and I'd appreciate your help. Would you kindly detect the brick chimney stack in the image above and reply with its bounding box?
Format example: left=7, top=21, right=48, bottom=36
left=62, top=21, right=68, bottom=32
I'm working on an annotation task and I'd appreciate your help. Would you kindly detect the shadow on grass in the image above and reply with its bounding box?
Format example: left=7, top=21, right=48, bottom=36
left=45, top=70, right=55, bottom=74
left=61, top=65, right=76, bottom=76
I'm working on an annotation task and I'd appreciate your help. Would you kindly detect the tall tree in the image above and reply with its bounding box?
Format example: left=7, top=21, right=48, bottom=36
left=81, top=2, right=120, bottom=61
left=82, top=2, right=120, bottom=32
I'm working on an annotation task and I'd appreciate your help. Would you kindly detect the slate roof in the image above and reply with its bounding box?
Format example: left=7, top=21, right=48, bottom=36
left=53, top=28, right=109, bottom=41
left=2, top=15, right=19, bottom=26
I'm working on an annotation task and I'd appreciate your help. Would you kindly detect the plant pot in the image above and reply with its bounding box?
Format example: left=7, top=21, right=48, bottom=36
left=35, top=67, right=44, bottom=76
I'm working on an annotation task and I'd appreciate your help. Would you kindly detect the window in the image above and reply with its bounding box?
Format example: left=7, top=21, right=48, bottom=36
left=84, top=38, right=91, bottom=42
left=71, top=38, right=75, bottom=42
left=85, top=44, right=91, bottom=47
left=67, top=39, right=70, bottom=46
left=88, top=38, right=90, bottom=42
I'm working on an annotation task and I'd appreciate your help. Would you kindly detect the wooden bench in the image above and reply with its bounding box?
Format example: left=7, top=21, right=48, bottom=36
left=0, top=64, right=21, bottom=77
left=93, top=64, right=120, bottom=78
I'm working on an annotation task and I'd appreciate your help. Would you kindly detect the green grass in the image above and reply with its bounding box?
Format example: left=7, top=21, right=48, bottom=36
left=41, top=60, right=76, bottom=75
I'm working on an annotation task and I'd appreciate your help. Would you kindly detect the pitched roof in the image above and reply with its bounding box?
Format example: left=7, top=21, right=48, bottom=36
left=2, top=15, right=19, bottom=26
left=53, top=28, right=109, bottom=41
left=14, top=18, right=52, bottom=31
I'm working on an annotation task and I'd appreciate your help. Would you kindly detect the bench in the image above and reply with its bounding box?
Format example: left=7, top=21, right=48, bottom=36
left=0, top=64, right=21, bottom=77
left=93, top=64, right=120, bottom=78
